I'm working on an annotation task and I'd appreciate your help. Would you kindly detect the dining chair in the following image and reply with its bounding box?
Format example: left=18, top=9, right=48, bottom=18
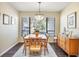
left=46, top=33, right=49, bottom=51
left=42, top=33, right=49, bottom=55
left=29, top=37, right=42, bottom=55
left=35, top=38, right=42, bottom=53
left=46, top=33, right=49, bottom=42
left=29, top=38, right=36, bottom=55
left=44, top=39, right=49, bottom=55
left=23, top=35, right=30, bottom=55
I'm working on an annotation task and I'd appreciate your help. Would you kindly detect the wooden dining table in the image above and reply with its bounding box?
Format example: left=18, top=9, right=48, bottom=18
left=24, top=34, right=47, bottom=40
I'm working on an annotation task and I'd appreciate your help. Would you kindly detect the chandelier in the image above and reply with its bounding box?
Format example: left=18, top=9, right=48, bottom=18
left=35, top=2, right=44, bottom=20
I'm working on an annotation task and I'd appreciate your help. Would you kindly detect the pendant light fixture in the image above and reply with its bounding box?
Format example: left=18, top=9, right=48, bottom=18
left=35, top=2, right=44, bottom=20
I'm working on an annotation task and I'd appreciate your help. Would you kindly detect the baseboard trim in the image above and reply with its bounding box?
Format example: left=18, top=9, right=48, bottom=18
left=0, top=42, right=18, bottom=56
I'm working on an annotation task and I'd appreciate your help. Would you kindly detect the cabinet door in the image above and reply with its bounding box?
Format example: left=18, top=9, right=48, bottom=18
left=65, top=39, right=78, bottom=55
left=57, top=35, right=60, bottom=45
left=62, top=37, right=66, bottom=50
left=69, top=39, right=78, bottom=55
left=65, top=39, right=70, bottom=54
left=59, top=35, right=63, bottom=47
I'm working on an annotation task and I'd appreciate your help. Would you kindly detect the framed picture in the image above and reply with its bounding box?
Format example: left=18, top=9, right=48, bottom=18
left=11, top=16, right=15, bottom=24
left=67, top=12, right=76, bottom=28
left=3, top=14, right=10, bottom=25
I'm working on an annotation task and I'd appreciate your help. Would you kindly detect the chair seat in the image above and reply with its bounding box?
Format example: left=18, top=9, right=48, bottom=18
left=30, top=45, right=41, bottom=52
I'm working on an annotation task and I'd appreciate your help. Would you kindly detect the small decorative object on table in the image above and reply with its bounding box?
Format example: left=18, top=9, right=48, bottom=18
left=35, top=30, right=39, bottom=37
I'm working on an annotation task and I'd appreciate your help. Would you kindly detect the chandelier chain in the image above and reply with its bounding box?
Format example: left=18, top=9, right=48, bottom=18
left=38, top=2, right=41, bottom=14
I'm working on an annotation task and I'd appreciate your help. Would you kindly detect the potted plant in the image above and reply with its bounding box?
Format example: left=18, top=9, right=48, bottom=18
left=35, top=30, right=39, bottom=37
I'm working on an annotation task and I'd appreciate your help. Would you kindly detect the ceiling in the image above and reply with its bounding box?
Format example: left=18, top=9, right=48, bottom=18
left=9, top=2, right=70, bottom=12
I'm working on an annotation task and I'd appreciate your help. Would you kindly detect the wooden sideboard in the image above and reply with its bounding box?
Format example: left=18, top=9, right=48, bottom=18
left=57, top=34, right=79, bottom=56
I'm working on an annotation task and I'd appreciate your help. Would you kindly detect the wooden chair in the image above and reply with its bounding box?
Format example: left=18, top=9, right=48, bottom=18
left=42, top=33, right=49, bottom=55
left=41, top=39, right=48, bottom=55
left=23, top=35, right=30, bottom=55
left=46, top=33, right=49, bottom=41
left=35, top=38, right=42, bottom=53
left=29, top=38, right=42, bottom=55
left=44, top=39, right=49, bottom=55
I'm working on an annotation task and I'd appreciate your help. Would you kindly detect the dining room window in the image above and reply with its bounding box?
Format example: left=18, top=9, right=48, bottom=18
left=47, top=17, right=55, bottom=40
left=30, top=17, right=46, bottom=34
left=21, top=16, right=30, bottom=36
left=21, top=16, right=55, bottom=39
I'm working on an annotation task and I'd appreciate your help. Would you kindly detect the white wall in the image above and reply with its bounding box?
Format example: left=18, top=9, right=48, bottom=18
left=60, top=3, right=79, bottom=37
left=0, top=3, right=19, bottom=54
